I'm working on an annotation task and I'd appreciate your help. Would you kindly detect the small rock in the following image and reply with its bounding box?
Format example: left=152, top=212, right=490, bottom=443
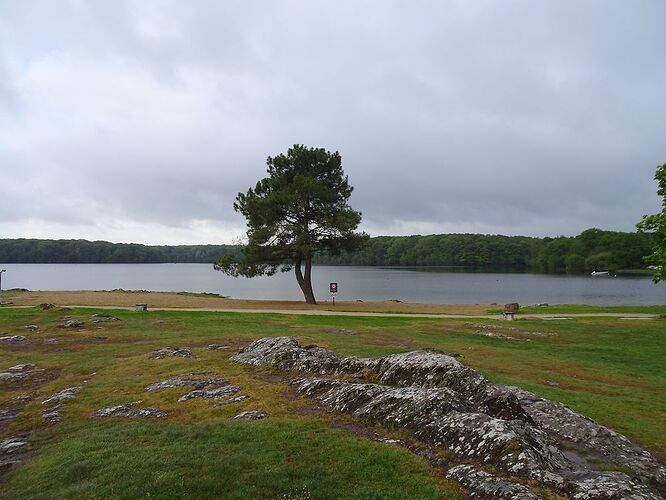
left=207, top=344, right=231, bottom=350
left=149, top=347, right=193, bottom=359
left=44, top=338, right=59, bottom=344
left=91, top=314, right=120, bottom=324
left=42, top=405, right=62, bottom=422
left=94, top=401, right=166, bottom=418
left=39, top=303, right=55, bottom=310
left=91, top=313, right=120, bottom=321
left=145, top=375, right=228, bottom=392
left=0, top=364, right=36, bottom=381
left=22, top=325, right=39, bottom=332
left=544, top=380, right=560, bottom=387
left=233, top=410, right=267, bottom=420
left=0, top=407, right=21, bottom=423
left=179, top=385, right=240, bottom=402
left=42, top=386, right=82, bottom=405
left=0, top=434, right=29, bottom=478
left=323, top=328, right=357, bottom=336
left=58, top=319, right=84, bottom=329
left=8, top=364, right=35, bottom=372
left=0, top=335, right=26, bottom=344
left=219, top=394, right=249, bottom=405
left=0, top=436, right=27, bottom=454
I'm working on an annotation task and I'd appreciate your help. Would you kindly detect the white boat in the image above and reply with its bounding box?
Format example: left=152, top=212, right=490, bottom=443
left=591, top=271, right=610, bottom=277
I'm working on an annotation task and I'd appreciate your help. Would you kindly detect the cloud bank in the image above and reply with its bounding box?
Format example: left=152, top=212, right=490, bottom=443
left=1, top=1, right=664, bottom=244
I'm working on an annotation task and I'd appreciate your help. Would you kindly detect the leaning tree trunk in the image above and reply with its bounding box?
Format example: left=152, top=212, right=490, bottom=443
left=294, top=255, right=317, bottom=304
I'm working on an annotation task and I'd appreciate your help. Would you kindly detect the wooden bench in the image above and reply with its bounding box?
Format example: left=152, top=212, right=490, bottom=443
left=503, top=302, right=519, bottom=320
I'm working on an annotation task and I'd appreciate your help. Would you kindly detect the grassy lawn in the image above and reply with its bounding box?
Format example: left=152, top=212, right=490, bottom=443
left=518, top=303, right=666, bottom=314
left=1, top=306, right=665, bottom=498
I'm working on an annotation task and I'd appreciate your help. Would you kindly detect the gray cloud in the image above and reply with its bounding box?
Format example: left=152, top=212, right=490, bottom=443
left=0, top=0, right=664, bottom=244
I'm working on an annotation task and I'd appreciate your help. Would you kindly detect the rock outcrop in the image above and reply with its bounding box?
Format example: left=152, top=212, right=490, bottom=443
left=232, top=337, right=665, bottom=499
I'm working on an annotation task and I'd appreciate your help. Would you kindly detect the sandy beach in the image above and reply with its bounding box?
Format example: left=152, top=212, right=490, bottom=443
left=6, top=289, right=496, bottom=315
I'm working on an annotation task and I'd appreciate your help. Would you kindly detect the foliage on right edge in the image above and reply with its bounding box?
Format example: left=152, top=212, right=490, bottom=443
left=637, top=163, right=666, bottom=283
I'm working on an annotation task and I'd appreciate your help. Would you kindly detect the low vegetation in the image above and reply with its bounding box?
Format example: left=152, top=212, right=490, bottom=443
left=1, top=305, right=664, bottom=497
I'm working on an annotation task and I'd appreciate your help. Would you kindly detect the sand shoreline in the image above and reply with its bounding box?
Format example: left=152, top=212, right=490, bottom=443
left=4, top=289, right=495, bottom=315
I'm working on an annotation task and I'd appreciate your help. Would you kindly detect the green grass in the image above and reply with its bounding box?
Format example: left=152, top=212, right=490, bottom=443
left=518, top=303, right=666, bottom=314
left=1, top=306, right=665, bottom=498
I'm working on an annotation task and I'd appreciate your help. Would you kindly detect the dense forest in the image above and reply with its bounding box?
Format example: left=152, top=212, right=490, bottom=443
left=0, top=228, right=654, bottom=274
left=315, top=228, right=654, bottom=274
left=0, top=239, right=239, bottom=264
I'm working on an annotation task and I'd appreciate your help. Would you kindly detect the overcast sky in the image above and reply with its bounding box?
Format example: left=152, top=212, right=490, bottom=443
left=1, top=1, right=665, bottom=244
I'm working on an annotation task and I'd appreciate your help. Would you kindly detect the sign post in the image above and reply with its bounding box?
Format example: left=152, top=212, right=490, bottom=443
left=329, top=282, right=338, bottom=306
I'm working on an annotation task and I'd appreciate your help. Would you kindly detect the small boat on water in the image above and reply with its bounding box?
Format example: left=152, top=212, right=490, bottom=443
left=591, top=271, right=610, bottom=277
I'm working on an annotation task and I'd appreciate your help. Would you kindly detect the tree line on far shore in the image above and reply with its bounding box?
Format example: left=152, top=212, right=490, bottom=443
left=314, top=228, right=653, bottom=274
left=0, top=239, right=240, bottom=264
left=0, top=228, right=654, bottom=274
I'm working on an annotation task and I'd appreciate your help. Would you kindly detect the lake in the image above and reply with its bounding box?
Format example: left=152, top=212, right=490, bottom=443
left=1, top=263, right=665, bottom=306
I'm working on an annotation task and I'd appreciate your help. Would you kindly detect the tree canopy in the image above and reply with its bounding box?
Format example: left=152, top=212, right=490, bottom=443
left=215, top=145, right=367, bottom=303
left=637, top=163, right=666, bottom=282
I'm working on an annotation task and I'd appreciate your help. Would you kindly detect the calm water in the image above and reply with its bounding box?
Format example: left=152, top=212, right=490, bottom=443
left=1, top=264, right=665, bottom=305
